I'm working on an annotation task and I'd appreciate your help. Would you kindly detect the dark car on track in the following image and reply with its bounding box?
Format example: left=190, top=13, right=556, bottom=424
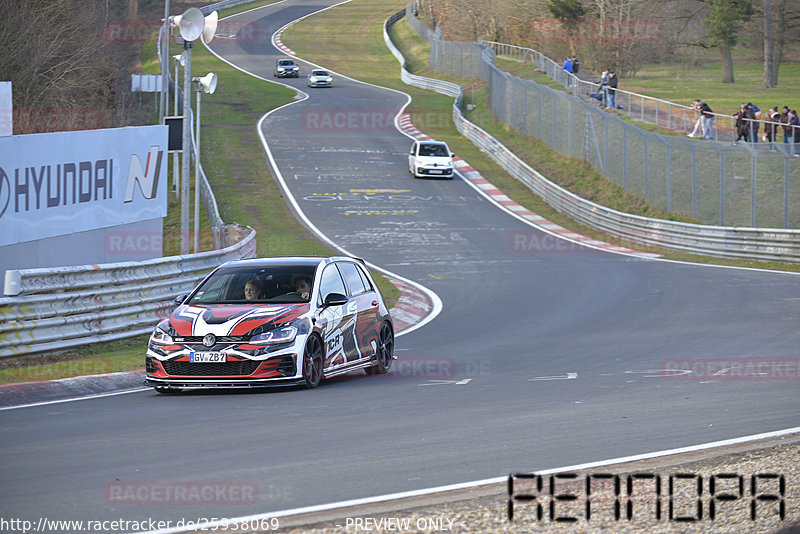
left=273, top=58, right=300, bottom=78
left=145, top=257, right=394, bottom=393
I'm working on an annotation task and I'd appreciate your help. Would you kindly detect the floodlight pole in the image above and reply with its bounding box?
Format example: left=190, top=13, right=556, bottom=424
left=173, top=54, right=182, bottom=196
left=160, top=0, right=170, bottom=124
left=181, top=41, right=192, bottom=255
left=194, top=85, right=201, bottom=253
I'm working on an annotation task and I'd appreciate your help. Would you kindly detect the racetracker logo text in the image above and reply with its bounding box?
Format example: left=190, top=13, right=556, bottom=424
left=660, top=358, right=799, bottom=380
left=104, top=481, right=258, bottom=505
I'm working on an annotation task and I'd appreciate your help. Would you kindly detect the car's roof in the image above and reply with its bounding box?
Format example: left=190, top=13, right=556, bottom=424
left=218, top=256, right=362, bottom=270
left=420, top=140, right=448, bottom=146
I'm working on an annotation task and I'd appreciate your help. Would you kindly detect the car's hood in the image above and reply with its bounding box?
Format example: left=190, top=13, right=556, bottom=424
left=169, top=303, right=309, bottom=337
left=416, top=155, right=452, bottom=167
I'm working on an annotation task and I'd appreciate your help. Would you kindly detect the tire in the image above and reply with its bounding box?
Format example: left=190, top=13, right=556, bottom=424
left=366, top=322, right=394, bottom=375
left=301, top=335, right=324, bottom=388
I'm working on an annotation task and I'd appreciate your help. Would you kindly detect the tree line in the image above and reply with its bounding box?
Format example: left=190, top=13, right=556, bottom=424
left=415, top=0, right=799, bottom=84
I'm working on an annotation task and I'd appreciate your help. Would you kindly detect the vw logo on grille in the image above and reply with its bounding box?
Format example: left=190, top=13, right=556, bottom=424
left=202, top=334, right=216, bottom=347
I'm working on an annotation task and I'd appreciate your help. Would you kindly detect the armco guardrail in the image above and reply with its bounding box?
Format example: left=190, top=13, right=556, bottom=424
left=1, top=226, right=256, bottom=358
left=387, top=7, right=800, bottom=263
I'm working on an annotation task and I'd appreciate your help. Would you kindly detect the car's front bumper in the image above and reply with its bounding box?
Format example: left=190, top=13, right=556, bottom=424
left=415, top=167, right=454, bottom=177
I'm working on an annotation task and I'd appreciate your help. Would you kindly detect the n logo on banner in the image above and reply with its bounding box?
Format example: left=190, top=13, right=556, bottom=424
left=124, top=145, right=163, bottom=202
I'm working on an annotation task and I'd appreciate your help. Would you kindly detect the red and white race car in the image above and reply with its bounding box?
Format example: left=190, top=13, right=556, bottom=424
left=145, top=256, right=394, bottom=393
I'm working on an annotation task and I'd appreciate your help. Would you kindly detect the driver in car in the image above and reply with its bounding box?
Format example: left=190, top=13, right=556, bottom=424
left=292, top=276, right=312, bottom=301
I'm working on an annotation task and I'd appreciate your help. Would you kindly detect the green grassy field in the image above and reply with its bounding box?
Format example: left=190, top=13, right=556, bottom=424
left=622, top=60, right=800, bottom=115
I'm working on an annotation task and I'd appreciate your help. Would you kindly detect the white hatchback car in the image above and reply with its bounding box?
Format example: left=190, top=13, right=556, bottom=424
left=307, top=69, right=333, bottom=88
left=408, top=140, right=455, bottom=179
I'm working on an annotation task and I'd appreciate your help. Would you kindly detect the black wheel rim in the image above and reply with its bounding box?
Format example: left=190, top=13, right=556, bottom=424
left=304, top=336, right=322, bottom=386
left=378, top=323, right=393, bottom=369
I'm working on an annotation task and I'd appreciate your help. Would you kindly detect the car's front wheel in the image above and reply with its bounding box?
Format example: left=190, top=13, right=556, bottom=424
left=301, top=335, right=323, bottom=388
left=366, top=322, right=394, bottom=375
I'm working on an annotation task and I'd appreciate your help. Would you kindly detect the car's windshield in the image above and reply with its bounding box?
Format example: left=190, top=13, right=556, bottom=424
left=278, top=60, right=295, bottom=66
left=189, top=265, right=316, bottom=304
left=419, top=143, right=448, bottom=157
left=312, top=70, right=328, bottom=76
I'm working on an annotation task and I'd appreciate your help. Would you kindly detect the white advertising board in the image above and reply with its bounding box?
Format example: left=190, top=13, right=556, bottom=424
left=0, top=125, right=168, bottom=246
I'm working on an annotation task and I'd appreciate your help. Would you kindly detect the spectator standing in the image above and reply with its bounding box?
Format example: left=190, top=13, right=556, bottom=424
left=699, top=101, right=714, bottom=140
left=688, top=99, right=704, bottom=137
left=780, top=106, right=792, bottom=145
left=789, top=110, right=800, bottom=155
left=748, top=103, right=761, bottom=143
left=597, top=70, right=609, bottom=107
left=763, top=107, right=780, bottom=150
left=733, top=103, right=755, bottom=144
left=606, top=70, right=618, bottom=110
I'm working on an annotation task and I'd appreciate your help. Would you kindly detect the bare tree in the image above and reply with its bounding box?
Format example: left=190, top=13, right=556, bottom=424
left=763, top=0, right=775, bottom=87
left=0, top=0, right=137, bottom=133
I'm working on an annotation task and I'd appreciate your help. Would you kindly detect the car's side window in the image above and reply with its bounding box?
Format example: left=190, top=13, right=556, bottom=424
left=318, top=264, right=348, bottom=305
left=410, top=142, right=417, bottom=155
left=356, top=264, right=374, bottom=292
left=339, top=262, right=369, bottom=296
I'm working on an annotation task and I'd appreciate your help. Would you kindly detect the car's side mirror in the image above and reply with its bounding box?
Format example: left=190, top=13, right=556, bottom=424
left=322, top=293, right=348, bottom=307
left=174, top=294, right=188, bottom=305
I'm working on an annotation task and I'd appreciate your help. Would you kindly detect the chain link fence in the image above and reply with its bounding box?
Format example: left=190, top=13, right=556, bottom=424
left=409, top=7, right=800, bottom=229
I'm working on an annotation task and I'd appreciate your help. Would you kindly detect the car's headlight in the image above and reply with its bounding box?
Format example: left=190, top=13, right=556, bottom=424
left=310, top=77, right=318, bottom=82
left=277, top=67, right=285, bottom=71
left=150, top=323, right=174, bottom=345
left=249, top=325, right=298, bottom=345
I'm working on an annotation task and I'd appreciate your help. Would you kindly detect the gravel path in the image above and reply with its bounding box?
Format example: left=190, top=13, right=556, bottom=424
left=275, top=435, right=800, bottom=534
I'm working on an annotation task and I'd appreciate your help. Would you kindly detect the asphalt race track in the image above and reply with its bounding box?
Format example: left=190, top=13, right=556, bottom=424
left=1, top=1, right=799, bottom=530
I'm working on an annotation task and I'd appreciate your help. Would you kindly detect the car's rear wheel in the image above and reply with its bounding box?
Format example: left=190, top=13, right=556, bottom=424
left=301, top=335, right=323, bottom=388
left=366, top=322, right=394, bottom=375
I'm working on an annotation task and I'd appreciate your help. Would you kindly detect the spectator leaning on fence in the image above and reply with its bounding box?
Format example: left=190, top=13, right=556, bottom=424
left=561, top=56, right=573, bottom=87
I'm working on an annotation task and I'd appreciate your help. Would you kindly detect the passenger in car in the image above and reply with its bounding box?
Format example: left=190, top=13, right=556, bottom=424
left=244, top=278, right=262, bottom=300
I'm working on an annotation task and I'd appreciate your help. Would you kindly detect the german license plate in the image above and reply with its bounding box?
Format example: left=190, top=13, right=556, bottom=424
left=429, top=169, right=443, bottom=174
left=190, top=352, right=227, bottom=362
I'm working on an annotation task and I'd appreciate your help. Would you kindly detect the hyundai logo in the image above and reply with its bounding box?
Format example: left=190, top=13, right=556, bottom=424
left=203, top=334, right=216, bottom=347
left=0, top=166, right=9, bottom=219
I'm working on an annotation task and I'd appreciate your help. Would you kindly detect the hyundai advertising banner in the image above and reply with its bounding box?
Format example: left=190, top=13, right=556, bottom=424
left=0, top=125, right=168, bottom=246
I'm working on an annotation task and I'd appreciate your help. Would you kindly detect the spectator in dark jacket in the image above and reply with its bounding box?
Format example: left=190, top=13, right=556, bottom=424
left=606, top=70, right=618, bottom=110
